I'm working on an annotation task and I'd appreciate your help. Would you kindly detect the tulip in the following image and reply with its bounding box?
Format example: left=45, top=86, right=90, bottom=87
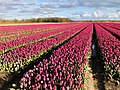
left=53, top=85, right=57, bottom=90
left=44, top=83, right=47, bottom=88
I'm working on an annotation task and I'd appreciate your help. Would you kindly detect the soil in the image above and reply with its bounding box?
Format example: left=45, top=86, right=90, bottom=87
left=0, top=71, right=9, bottom=88
left=105, top=79, right=120, bottom=90
left=84, top=68, right=97, bottom=90
left=85, top=68, right=120, bottom=90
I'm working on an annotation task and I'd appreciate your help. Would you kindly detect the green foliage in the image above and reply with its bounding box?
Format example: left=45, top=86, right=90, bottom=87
left=0, top=17, right=74, bottom=23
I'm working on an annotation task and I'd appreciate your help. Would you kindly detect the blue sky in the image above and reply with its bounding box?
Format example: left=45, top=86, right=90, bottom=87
left=0, top=0, right=120, bottom=20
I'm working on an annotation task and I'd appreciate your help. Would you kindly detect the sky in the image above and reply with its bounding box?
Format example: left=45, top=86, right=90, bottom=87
left=0, top=0, right=120, bottom=20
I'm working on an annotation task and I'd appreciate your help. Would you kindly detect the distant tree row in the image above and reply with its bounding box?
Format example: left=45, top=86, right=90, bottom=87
left=0, top=18, right=120, bottom=23
left=0, top=17, right=74, bottom=23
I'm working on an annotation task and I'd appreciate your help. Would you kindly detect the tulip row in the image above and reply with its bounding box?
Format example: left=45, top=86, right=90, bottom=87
left=0, top=26, right=63, bottom=43
left=99, top=23, right=120, bottom=36
left=95, top=24, right=120, bottom=78
left=0, top=28, right=65, bottom=54
left=19, top=24, right=92, bottom=90
left=0, top=23, right=82, bottom=39
left=0, top=23, right=81, bottom=54
left=0, top=23, right=88, bottom=72
left=105, top=22, right=120, bottom=29
left=0, top=23, right=69, bottom=37
left=0, top=24, right=62, bottom=43
left=0, top=23, right=78, bottom=43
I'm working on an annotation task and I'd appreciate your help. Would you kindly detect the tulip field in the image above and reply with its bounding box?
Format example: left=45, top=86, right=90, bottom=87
left=0, top=22, right=120, bottom=89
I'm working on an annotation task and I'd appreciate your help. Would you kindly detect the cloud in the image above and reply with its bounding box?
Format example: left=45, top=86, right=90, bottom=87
left=93, top=11, right=103, bottom=18
left=108, top=11, right=120, bottom=18
left=0, top=0, right=120, bottom=19
left=59, top=3, right=76, bottom=8
left=51, top=0, right=120, bottom=8
left=71, top=10, right=120, bottom=20
left=40, top=2, right=58, bottom=8
left=71, top=12, right=91, bottom=20
left=82, top=12, right=91, bottom=18
left=19, top=8, right=55, bottom=15
left=77, top=0, right=120, bottom=8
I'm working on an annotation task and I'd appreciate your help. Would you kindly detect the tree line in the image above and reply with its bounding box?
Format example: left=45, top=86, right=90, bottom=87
left=0, top=17, right=73, bottom=23
left=0, top=18, right=120, bottom=23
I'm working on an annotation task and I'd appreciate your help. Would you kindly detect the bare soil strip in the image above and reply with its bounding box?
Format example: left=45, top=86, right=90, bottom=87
left=84, top=67, right=97, bottom=90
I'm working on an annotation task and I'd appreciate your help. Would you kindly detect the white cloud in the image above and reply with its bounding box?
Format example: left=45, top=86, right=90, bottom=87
left=77, top=0, right=120, bottom=8
left=82, top=12, right=91, bottom=17
left=93, top=12, right=98, bottom=17
left=71, top=10, right=120, bottom=20
left=40, top=2, right=58, bottom=8
left=108, top=12, right=120, bottom=18
left=0, top=0, right=120, bottom=20
left=93, top=11, right=103, bottom=18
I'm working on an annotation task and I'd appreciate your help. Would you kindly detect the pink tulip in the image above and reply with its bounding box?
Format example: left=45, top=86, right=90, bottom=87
left=62, top=86, right=65, bottom=90
left=44, top=83, right=47, bottom=88
left=53, top=85, right=57, bottom=90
